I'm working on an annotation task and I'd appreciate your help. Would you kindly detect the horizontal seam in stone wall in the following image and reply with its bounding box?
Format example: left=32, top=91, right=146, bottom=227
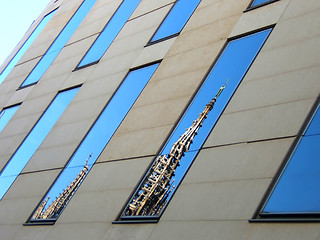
left=223, top=97, right=316, bottom=115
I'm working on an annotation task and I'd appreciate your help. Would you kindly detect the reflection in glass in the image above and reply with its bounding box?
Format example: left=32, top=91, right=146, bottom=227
left=250, top=0, right=274, bottom=7
left=120, top=28, right=272, bottom=220
left=29, top=63, right=159, bottom=222
left=0, top=9, right=57, bottom=85
left=77, top=0, right=141, bottom=68
left=0, top=105, right=20, bottom=133
left=0, top=87, right=80, bottom=200
left=150, top=0, right=201, bottom=43
left=20, top=0, right=97, bottom=88
left=262, top=104, right=320, bottom=214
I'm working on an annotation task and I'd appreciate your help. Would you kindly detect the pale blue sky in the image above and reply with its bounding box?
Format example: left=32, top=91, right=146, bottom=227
left=0, top=0, right=51, bottom=67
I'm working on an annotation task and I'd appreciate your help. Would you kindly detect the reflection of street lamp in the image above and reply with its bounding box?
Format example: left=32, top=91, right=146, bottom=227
left=124, top=80, right=229, bottom=217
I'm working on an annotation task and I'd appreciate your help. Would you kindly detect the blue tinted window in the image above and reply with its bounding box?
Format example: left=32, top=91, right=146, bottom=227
left=150, top=0, right=201, bottom=43
left=29, top=63, right=159, bottom=222
left=262, top=104, right=320, bottom=214
left=0, top=87, right=79, bottom=200
left=120, top=28, right=272, bottom=220
left=20, top=0, right=97, bottom=88
left=0, top=105, right=20, bottom=133
left=0, top=9, right=57, bottom=85
left=250, top=0, right=277, bottom=7
left=76, top=0, right=141, bottom=68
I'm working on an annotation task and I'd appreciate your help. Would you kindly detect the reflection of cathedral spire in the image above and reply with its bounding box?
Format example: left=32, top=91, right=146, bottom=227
left=124, top=81, right=228, bottom=217
left=32, top=154, right=92, bottom=220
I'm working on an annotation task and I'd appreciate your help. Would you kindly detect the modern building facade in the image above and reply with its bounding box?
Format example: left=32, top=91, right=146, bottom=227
left=0, top=0, right=320, bottom=239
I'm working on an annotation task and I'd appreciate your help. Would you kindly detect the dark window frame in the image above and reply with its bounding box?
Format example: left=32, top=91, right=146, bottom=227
left=245, top=0, right=280, bottom=12
left=18, top=0, right=97, bottom=89
left=145, top=0, right=201, bottom=47
left=250, top=94, right=320, bottom=223
left=114, top=25, right=275, bottom=224
left=74, top=0, right=141, bottom=71
left=24, top=61, right=161, bottom=226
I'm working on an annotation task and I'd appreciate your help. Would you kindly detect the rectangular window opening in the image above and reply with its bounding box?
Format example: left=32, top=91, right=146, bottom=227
left=27, top=62, right=160, bottom=224
left=116, top=27, right=273, bottom=223
left=75, top=0, right=142, bottom=70
left=0, top=8, right=57, bottom=86
left=252, top=95, right=320, bottom=222
left=19, top=0, right=97, bottom=88
left=246, top=0, right=280, bottom=11
left=0, top=104, right=21, bottom=133
left=147, top=0, right=201, bottom=46
left=0, top=86, right=80, bottom=200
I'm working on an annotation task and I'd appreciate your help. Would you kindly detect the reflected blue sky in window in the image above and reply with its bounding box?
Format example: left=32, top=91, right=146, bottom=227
left=0, top=87, right=79, bottom=200
left=150, top=0, right=201, bottom=43
left=263, top=105, right=320, bottom=213
left=77, top=0, right=141, bottom=68
left=251, top=0, right=272, bottom=7
left=126, top=28, right=272, bottom=217
left=20, top=0, right=97, bottom=87
left=0, top=105, right=20, bottom=133
left=0, top=9, right=56, bottom=85
left=31, top=63, right=159, bottom=220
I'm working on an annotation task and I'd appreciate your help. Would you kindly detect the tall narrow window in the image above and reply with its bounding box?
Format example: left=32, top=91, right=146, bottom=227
left=149, top=0, right=201, bottom=44
left=0, top=104, right=20, bottom=133
left=20, top=0, right=97, bottom=88
left=253, top=97, right=320, bottom=221
left=117, top=28, right=273, bottom=222
left=28, top=62, right=159, bottom=224
left=0, top=9, right=57, bottom=85
left=0, top=87, right=80, bottom=200
left=76, top=0, right=141, bottom=69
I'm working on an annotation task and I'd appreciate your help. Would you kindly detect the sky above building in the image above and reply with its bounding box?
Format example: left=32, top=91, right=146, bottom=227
left=0, top=0, right=51, bottom=67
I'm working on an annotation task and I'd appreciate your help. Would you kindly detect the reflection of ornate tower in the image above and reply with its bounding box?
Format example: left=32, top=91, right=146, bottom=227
left=125, top=82, right=228, bottom=217
left=32, top=154, right=91, bottom=220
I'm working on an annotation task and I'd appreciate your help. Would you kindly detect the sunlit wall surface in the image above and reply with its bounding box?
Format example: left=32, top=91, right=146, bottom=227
left=262, top=103, right=320, bottom=214
left=0, top=105, right=20, bottom=133
left=0, top=87, right=80, bottom=200
left=0, top=9, right=57, bottom=85
left=76, top=0, right=141, bottom=69
left=150, top=0, right=201, bottom=43
left=29, top=63, right=159, bottom=223
left=119, top=28, right=273, bottom=221
left=20, top=0, right=97, bottom=88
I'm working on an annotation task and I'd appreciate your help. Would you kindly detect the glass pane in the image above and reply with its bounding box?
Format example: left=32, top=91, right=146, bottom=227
left=150, top=0, right=201, bottom=43
left=0, top=87, right=80, bottom=200
left=0, top=105, right=20, bottom=133
left=121, top=28, right=272, bottom=219
left=77, top=0, right=141, bottom=68
left=251, top=0, right=272, bottom=7
left=305, top=105, right=320, bottom=136
left=263, top=105, right=320, bottom=213
left=0, top=9, right=57, bottom=85
left=29, top=63, right=159, bottom=221
left=20, top=0, right=97, bottom=87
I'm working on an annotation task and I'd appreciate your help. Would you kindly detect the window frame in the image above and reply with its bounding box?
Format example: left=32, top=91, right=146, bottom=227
left=251, top=94, right=320, bottom=223
left=74, top=0, right=142, bottom=70
left=145, top=0, right=202, bottom=47
left=0, top=85, right=81, bottom=201
left=25, top=61, right=161, bottom=226
left=0, top=8, right=58, bottom=86
left=0, top=103, right=21, bottom=133
left=18, top=0, right=97, bottom=89
left=115, top=26, right=274, bottom=224
left=245, top=0, right=280, bottom=12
